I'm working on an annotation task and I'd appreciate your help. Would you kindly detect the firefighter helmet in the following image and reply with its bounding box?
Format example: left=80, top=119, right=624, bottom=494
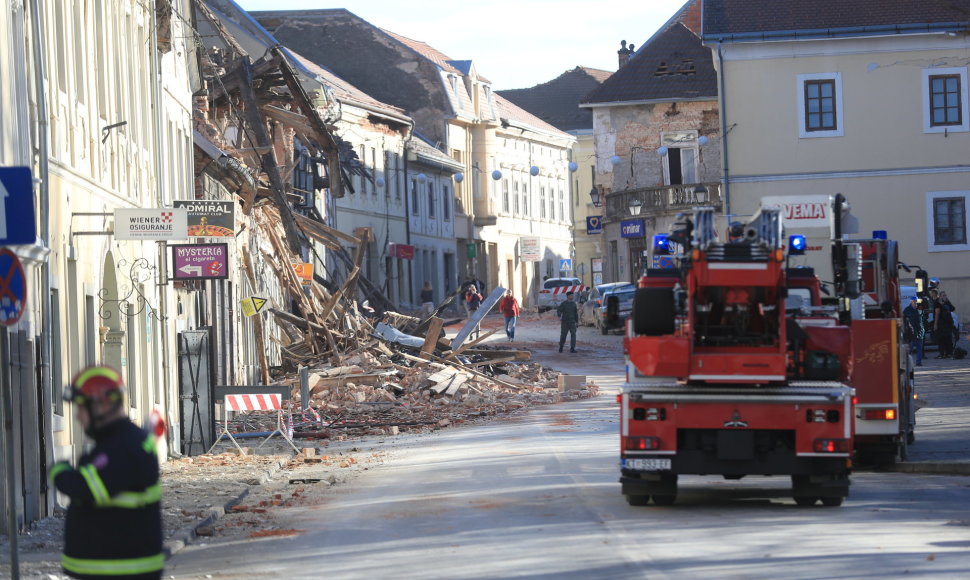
left=929, top=277, right=940, bottom=289
left=64, top=365, right=125, bottom=407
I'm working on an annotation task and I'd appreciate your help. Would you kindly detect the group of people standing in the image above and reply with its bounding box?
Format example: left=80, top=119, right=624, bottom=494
left=903, top=278, right=960, bottom=365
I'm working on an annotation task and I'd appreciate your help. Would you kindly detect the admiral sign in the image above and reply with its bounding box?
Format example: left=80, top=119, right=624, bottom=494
left=174, top=200, right=235, bottom=237
left=115, top=208, right=188, bottom=240
left=620, top=219, right=645, bottom=238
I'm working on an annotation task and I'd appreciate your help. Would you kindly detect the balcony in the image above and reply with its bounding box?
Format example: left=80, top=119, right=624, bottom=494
left=604, top=182, right=721, bottom=222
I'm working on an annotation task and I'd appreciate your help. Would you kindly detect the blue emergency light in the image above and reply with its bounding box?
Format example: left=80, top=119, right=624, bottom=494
left=789, top=234, right=807, bottom=255
left=653, top=234, right=671, bottom=255
left=872, top=230, right=888, bottom=240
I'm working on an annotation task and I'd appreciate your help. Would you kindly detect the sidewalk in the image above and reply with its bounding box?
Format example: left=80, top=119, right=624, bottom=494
left=888, top=337, right=970, bottom=474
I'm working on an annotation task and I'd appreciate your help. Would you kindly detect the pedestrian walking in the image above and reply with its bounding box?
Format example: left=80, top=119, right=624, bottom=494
left=49, top=365, right=163, bottom=580
left=557, top=291, right=579, bottom=353
left=498, top=289, right=521, bottom=342
left=903, top=296, right=925, bottom=366
left=419, top=281, right=434, bottom=317
left=464, top=283, right=484, bottom=340
left=934, top=290, right=956, bottom=358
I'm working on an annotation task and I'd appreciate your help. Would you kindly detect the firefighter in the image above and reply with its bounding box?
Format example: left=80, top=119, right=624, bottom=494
left=48, top=365, right=163, bottom=580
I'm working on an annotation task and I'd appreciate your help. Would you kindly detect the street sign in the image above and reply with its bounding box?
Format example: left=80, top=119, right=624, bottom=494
left=0, top=248, right=27, bottom=326
left=292, top=262, right=313, bottom=286
left=170, top=243, right=229, bottom=280
left=586, top=216, right=602, bottom=235
left=520, top=236, right=541, bottom=262
left=115, top=208, right=189, bottom=240
left=0, top=166, right=36, bottom=245
left=240, top=297, right=268, bottom=317
left=174, top=200, right=235, bottom=237
left=559, top=258, right=572, bottom=271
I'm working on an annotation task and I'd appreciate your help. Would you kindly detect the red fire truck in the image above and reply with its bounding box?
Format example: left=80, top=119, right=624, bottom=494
left=620, top=206, right=855, bottom=506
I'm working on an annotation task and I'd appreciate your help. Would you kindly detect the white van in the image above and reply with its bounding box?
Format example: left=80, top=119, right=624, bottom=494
left=538, top=277, right=584, bottom=312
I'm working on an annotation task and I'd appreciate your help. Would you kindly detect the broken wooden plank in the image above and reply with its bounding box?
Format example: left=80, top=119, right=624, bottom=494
left=420, top=317, right=445, bottom=360
left=445, top=328, right=500, bottom=360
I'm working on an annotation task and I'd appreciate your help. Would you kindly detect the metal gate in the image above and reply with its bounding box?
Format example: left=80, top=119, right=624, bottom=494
left=0, top=330, right=42, bottom=529
left=177, top=329, right=214, bottom=456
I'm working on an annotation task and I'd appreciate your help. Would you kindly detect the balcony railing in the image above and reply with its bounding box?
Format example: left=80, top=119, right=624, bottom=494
left=604, top=182, right=721, bottom=222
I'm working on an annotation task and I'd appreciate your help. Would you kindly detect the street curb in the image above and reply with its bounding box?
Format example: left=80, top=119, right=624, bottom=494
left=883, top=461, right=970, bottom=476
left=163, top=455, right=290, bottom=558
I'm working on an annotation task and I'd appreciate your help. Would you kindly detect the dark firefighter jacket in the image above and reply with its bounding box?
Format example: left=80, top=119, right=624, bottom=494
left=49, top=418, right=163, bottom=580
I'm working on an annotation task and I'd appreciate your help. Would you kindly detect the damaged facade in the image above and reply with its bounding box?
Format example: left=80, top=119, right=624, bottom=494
left=581, top=0, right=721, bottom=283
left=253, top=9, right=576, bottom=307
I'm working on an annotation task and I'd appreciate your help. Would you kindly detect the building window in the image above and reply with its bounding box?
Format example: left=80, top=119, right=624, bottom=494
left=934, top=197, right=966, bottom=245
left=502, top=179, right=510, bottom=213
left=558, top=189, right=564, bottom=222
left=370, top=147, right=378, bottom=195
left=923, top=67, right=969, bottom=133
left=513, top=181, right=520, bottom=214
left=428, top=182, right=436, bottom=218
left=797, top=72, right=843, bottom=138
left=804, top=80, right=836, bottom=131
left=548, top=187, right=555, bottom=220
left=929, top=75, right=962, bottom=126
left=539, top=186, right=546, bottom=219
left=926, top=191, right=969, bottom=251
left=411, top=178, right=419, bottom=214
left=443, top=184, right=451, bottom=220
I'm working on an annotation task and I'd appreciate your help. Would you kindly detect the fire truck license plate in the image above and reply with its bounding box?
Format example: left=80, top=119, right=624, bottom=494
left=626, top=458, right=671, bottom=471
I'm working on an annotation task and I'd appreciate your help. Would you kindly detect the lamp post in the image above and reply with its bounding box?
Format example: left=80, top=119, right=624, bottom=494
left=628, top=197, right=643, bottom=216
left=693, top=182, right=708, bottom=203
left=589, top=186, right=601, bottom=208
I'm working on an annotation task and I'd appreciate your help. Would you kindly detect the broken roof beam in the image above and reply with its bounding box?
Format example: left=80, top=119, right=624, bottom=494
left=236, top=56, right=304, bottom=254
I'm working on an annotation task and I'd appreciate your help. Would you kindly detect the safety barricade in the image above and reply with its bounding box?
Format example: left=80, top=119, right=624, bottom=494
left=208, top=392, right=299, bottom=454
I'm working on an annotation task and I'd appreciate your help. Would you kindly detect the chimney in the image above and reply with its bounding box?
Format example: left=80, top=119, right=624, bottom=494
left=617, top=40, right=635, bottom=68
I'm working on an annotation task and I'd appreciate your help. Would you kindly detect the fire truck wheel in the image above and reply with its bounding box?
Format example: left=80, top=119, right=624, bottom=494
left=652, top=494, right=677, bottom=506
left=633, top=288, right=676, bottom=335
left=625, top=494, right=650, bottom=507
left=794, top=496, right=818, bottom=507
left=820, top=496, right=844, bottom=507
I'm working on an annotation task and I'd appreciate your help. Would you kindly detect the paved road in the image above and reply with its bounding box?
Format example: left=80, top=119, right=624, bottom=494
left=167, top=370, right=970, bottom=580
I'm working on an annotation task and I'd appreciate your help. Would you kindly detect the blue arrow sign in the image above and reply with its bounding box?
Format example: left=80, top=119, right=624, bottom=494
left=0, top=167, right=36, bottom=245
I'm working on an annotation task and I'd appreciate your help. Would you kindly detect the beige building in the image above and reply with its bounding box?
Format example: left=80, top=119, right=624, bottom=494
left=0, top=0, right=196, bottom=526
left=704, top=0, right=970, bottom=318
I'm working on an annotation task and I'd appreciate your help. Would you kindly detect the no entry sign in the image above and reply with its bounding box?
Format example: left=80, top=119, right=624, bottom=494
left=0, top=248, right=27, bottom=326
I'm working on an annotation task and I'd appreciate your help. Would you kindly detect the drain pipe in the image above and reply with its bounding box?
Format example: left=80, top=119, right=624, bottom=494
left=716, top=40, right=731, bottom=220
left=148, top=2, right=173, bottom=445
left=29, top=0, right=54, bottom=510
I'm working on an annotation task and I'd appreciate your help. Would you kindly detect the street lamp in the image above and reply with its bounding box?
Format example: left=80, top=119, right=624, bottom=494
left=693, top=182, right=708, bottom=203
left=589, top=186, right=601, bottom=208
left=628, top=197, right=643, bottom=216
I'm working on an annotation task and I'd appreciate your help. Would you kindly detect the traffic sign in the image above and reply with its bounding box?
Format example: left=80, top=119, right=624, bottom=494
left=559, top=258, right=572, bottom=271
left=240, top=297, right=268, bottom=317
left=0, top=248, right=27, bottom=326
left=0, top=167, right=36, bottom=245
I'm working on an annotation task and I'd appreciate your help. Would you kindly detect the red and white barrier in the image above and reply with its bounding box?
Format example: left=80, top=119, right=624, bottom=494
left=224, top=393, right=282, bottom=412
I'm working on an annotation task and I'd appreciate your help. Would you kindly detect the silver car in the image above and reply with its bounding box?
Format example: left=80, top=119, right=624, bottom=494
left=597, top=287, right=637, bottom=334
left=579, top=282, right=634, bottom=326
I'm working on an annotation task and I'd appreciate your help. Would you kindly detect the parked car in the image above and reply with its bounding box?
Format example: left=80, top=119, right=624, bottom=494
left=597, top=287, right=637, bottom=334
left=579, top=282, right=634, bottom=326
left=538, top=277, right=584, bottom=312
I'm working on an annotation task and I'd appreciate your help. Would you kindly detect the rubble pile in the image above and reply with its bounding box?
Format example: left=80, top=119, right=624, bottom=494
left=218, top=346, right=599, bottom=441
left=209, top=204, right=600, bottom=447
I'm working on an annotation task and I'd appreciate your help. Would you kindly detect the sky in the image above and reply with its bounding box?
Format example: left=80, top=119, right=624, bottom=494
left=235, top=0, right=690, bottom=90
